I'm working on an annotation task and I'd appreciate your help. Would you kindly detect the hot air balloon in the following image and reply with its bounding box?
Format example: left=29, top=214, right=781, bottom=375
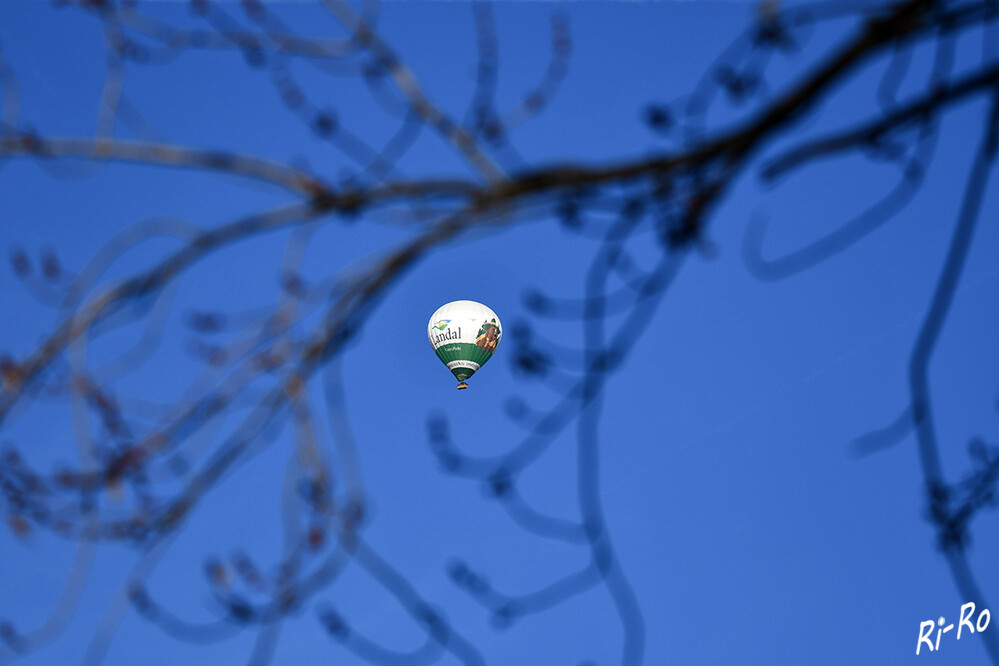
left=427, top=300, right=502, bottom=390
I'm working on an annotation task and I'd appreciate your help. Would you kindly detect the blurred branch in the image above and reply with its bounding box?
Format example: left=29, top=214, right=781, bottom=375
left=0, top=135, right=329, bottom=196
left=762, top=62, right=999, bottom=179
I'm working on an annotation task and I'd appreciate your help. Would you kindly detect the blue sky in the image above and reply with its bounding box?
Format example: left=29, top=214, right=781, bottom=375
left=2, top=1, right=999, bottom=664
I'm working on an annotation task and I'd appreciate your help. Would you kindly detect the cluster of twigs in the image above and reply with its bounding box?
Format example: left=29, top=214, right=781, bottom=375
left=1, top=0, right=998, bottom=663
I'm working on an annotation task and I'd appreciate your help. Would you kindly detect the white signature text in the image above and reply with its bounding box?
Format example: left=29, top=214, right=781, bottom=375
left=916, top=602, right=990, bottom=655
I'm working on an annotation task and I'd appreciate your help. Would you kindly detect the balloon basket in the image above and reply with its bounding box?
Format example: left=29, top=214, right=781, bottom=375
left=456, top=382, right=469, bottom=390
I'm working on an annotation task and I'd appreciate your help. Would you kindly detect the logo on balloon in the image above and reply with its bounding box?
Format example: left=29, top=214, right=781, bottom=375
left=475, top=319, right=501, bottom=354
left=432, top=320, right=451, bottom=331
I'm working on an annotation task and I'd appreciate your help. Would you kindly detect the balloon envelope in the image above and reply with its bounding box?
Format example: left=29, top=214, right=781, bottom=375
left=427, top=300, right=502, bottom=385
